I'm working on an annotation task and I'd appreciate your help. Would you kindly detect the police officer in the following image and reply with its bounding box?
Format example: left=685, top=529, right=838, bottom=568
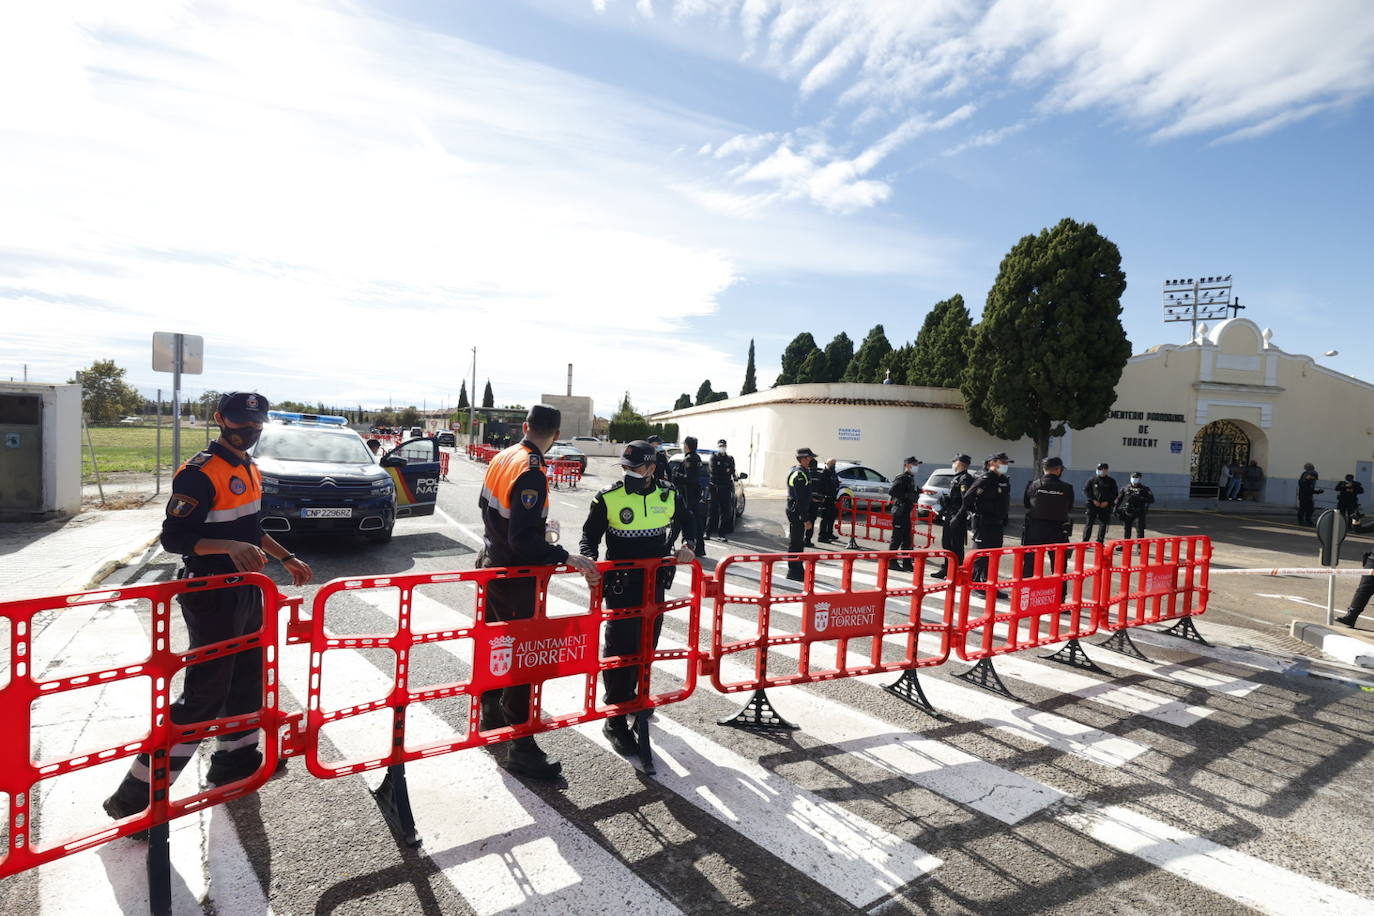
left=956, top=453, right=1011, bottom=583
left=580, top=440, right=695, bottom=760
left=673, top=435, right=709, bottom=556
left=1297, top=463, right=1322, bottom=526
left=477, top=405, right=600, bottom=780
left=1082, top=461, right=1118, bottom=543
left=886, top=457, right=921, bottom=571
left=646, top=434, right=671, bottom=484
left=706, top=439, right=737, bottom=540
left=786, top=448, right=817, bottom=581
left=1022, top=457, right=1074, bottom=577
left=814, top=457, right=841, bottom=544
left=1336, top=474, right=1365, bottom=521
left=1114, top=472, right=1155, bottom=539
left=933, top=454, right=974, bottom=579
left=104, top=392, right=315, bottom=827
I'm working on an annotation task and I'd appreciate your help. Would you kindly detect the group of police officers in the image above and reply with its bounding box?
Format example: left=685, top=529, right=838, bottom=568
left=113, top=396, right=1168, bottom=815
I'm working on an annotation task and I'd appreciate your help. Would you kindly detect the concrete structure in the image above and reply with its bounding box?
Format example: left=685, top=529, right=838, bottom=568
left=540, top=394, right=595, bottom=438
left=660, top=319, right=1374, bottom=506
left=0, top=382, right=82, bottom=518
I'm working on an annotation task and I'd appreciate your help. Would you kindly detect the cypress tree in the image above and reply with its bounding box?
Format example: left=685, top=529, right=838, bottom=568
left=908, top=295, right=972, bottom=387
left=843, top=325, right=892, bottom=382
left=822, top=332, right=854, bottom=382
left=775, top=333, right=820, bottom=386
left=741, top=339, right=758, bottom=395
left=482, top=380, right=494, bottom=409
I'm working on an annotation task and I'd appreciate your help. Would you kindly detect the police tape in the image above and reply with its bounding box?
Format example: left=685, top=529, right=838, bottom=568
left=1208, top=567, right=1374, bottom=576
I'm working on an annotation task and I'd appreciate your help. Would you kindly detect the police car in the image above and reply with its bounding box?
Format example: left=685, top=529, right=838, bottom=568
left=253, top=411, right=440, bottom=544
left=665, top=447, right=748, bottom=518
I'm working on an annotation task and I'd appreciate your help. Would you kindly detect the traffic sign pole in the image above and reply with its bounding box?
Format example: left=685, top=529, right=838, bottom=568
left=1315, top=509, right=1348, bottom=625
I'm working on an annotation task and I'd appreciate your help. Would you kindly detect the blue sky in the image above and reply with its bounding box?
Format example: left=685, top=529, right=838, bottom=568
left=4, top=0, right=1372, bottom=417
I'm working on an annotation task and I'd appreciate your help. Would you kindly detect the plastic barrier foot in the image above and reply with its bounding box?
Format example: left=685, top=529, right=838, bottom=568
left=147, top=822, right=172, bottom=916
left=634, top=711, right=657, bottom=776
left=373, top=764, right=422, bottom=848
left=717, top=689, right=799, bottom=732
left=954, top=658, right=1016, bottom=699
left=882, top=669, right=942, bottom=719
left=1041, top=638, right=1109, bottom=674
left=1160, top=617, right=1209, bottom=645
left=846, top=535, right=860, bottom=549
left=1097, top=629, right=1150, bottom=661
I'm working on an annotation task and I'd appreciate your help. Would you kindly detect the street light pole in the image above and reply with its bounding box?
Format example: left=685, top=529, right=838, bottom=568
left=469, top=346, right=477, bottom=446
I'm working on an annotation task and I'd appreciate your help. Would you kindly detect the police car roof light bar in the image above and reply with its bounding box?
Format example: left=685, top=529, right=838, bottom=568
left=267, top=410, right=348, bottom=426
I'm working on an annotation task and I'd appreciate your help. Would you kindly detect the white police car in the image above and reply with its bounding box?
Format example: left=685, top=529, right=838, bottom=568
left=253, top=412, right=439, bottom=544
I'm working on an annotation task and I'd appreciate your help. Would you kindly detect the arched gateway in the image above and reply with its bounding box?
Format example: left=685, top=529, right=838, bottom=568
left=1190, top=420, right=1252, bottom=495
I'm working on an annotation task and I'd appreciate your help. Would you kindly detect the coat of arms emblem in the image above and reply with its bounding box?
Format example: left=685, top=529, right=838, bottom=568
left=489, top=635, right=515, bottom=677
left=813, top=601, right=830, bottom=633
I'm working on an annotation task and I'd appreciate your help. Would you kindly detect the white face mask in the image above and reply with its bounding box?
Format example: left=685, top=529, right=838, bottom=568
left=997, top=464, right=1009, bottom=474
left=1131, top=476, right=1141, bottom=484
left=1096, top=469, right=1107, bottom=477
left=624, top=469, right=646, bottom=479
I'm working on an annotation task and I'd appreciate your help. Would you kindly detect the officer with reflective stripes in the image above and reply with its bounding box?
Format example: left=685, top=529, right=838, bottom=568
left=104, top=392, right=314, bottom=831
left=478, top=405, right=600, bottom=780
left=580, top=440, right=695, bottom=760
left=1022, top=456, right=1074, bottom=577
left=786, top=448, right=817, bottom=581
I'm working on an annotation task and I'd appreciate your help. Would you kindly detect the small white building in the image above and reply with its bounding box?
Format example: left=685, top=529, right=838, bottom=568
left=659, top=320, right=1374, bottom=506
left=0, top=383, right=82, bottom=518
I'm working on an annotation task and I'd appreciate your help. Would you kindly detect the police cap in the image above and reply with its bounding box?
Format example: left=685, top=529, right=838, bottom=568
left=796, top=447, right=817, bottom=459
left=1096, top=461, right=1109, bottom=470
left=646, top=434, right=663, bottom=445
left=1042, top=457, right=1064, bottom=470
left=619, top=440, right=657, bottom=468
left=218, top=391, right=270, bottom=423
left=953, top=454, right=972, bottom=465
left=717, top=439, right=727, bottom=447
left=905, top=456, right=921, bottom=465
left=525, top=404, right=561, bottom=432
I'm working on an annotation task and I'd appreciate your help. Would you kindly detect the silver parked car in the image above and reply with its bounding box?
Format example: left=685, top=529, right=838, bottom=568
left=833, top=461, right=891, bottom=503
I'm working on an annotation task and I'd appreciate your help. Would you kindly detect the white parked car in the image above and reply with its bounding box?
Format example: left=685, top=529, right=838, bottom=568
left=834, top=461, right=891, bottom=503
left=119, top=416, right=144, bottom=425
left=917, top=467, right=961, bottom=513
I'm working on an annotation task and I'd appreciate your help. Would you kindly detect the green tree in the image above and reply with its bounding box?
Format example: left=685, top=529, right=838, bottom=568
left=481, top=380, right=494, bottom=409
left=962, top=218, right=1130, bottom=466
left=696, top=379, right=716, bottom=405
left=774, top=333, right=820, bottom=386
left=69, top=359, right=142, bottom=422
left=843, top=324, right=892, bottom=382
left=398, top=406, right=421, bottom=428
left=908, top=295, right=972, bottom=387
left=741, top=339, right=758, bottom=395
left=822, top=332, right=854, bottom=383
left=796, top=349, right=827, bottom=383
left=880, top=344, right=914, bottom=385
left=457, top=381, right=469, bottom=410
left=673, top=393, right=693, bottom=410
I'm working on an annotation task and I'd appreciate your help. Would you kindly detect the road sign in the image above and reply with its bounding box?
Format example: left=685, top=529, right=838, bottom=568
left=1315, top=509, right=1347, bottom=567
left=152, top=332, right=204, bottom=374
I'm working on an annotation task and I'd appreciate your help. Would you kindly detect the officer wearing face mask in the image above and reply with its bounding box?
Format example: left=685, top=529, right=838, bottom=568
left=646, top=434, right=671, bottom=484
left=706, top=439, right=737, bottom=540
left=105, top=392, right=315, bottom=828
left=1082, top=462, right=1118, bottom=543
left=955, top=453, right=1011, bottom=582
left=1114, top=472, right=1155, bottom=539
left=933, top=454, right=974, bottom=579
left=672, top=436, right=709, bottom=556
left=581, top=440, right=696, bottom=765
left=786, top=448, right=818, bottom=581
left=886, top=457, right=922, bottom=571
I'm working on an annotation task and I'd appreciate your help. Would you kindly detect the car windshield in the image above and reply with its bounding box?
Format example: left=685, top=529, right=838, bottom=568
left=255, top=427, right=372, bottom=463
left=925, top=472, right=956, bottom=485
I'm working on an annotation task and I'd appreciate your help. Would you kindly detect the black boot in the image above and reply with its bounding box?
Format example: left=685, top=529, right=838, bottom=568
left=1334, top=610, right=1361, bottom=627
left=103, top=778, right=150, bottom=841
left=479, top=694, right=507, bottom=731
left=602, top=716, right=638, bottom=757
left=504, top=737, right=563, bottom=780
left=206, top=746, right=263, bottom=787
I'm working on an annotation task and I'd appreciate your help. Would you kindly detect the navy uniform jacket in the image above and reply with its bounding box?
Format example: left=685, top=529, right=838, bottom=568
left=161, top=441, right=264, bottom=576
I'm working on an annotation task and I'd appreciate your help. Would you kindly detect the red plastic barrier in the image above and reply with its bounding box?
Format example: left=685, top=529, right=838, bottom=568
left=836, top=496, right=936, bottom=549
left=956, top=542, right=1103, bottom=661
left=1099, top=536, right=1211, bottom=630
left=707, top=550, right=954, bottom=693
left=0, top=574, right=293, bottom=878
left=468, top=445, right=499, bottom=463
left=547, top=459, right=583, bottom=489
left=438, top=451, right=451, bottom=480
left=300, top=558, right=701, bottom=778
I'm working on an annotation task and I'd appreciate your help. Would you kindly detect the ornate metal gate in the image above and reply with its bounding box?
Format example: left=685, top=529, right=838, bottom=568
left=1190, top=420, right=1250, bottom=490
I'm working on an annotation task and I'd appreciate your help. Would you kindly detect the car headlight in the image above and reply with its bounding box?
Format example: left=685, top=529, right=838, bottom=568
left=370, top=480, right=395, bottom=497
left=261, top=477, right=279, bottom=494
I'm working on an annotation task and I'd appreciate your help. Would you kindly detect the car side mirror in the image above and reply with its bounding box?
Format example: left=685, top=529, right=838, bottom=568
left=737, top=473, right=748, bottom=480
left=381, top=454, right=408, bottom=468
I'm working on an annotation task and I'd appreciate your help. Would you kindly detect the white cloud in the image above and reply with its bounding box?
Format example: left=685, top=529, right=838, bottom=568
left=943, top=120, right=1029, bottom=157
left=597, top=0, right=1374, bottom=142
left=2, top=0, right=955, bottom=412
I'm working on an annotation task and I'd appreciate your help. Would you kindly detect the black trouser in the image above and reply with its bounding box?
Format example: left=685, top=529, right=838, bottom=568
left=1120, top=511, right=1146, bottom=539
left=117, top=578, right=264, bottom=794
left=682, top=493, right=707, bottom=552
left=939, top=520, right=966, bottom=575
left=1298, top=494, right=1315, bottom=525
left=818, top=499, right=838, bottom=541
left=482, top=574, right=539, bottom=728
left=1021, top=518, right=1068, bottom=578
left=602, top=567, right=670, bottom=709
left=969, top=517, right=1004, bottom=582
left=706, top=482, right=735, bottom=536
left=888, top=503, right=914, bottom=555
left=1083, top=505, right=1112, bottom=543
left=786, top=506, right=808, bottom=577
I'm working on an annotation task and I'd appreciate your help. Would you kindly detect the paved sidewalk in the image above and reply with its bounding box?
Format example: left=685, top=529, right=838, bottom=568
left=0, top=507, right=163, bottom=602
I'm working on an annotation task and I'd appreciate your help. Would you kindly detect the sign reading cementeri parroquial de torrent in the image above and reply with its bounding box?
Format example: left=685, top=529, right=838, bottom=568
left=1111, top=409, right=1185, bottom=448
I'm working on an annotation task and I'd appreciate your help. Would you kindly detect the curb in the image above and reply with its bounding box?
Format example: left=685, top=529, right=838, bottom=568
left=81, top=532, right=162, bottom=591
left=1290, top=621, right=1374, bottom=669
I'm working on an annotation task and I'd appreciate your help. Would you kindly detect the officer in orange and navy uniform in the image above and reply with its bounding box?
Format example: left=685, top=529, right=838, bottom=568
left=104, top=392, right=312, bottom=830
left=478, top=404, right=600, bottom=780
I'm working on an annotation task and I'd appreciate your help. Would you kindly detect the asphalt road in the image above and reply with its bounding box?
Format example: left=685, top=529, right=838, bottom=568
left=4, top=452, right=1373, bottom=915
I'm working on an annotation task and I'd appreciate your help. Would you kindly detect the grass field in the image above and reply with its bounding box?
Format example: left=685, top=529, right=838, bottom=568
left=82, top=423, right=214, bottom=478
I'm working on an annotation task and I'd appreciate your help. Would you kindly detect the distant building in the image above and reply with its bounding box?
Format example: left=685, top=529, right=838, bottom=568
left=539, top=394, right=594, bottom=438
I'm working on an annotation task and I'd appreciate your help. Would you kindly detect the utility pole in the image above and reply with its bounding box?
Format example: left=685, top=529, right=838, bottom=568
left=469, top=346, right=477, bottom=445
